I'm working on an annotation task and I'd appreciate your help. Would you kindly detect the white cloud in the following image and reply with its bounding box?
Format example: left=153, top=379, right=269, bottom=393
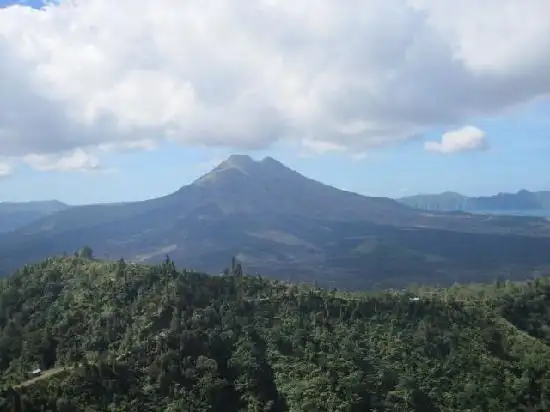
left=98, top=139, right=157, bottom=153
left=298, top=139, right=368, bottom=160
left=0, top=0, right=549, bottom=165
left=300, top=139, right=347, bottom=156
left=351, top=152, right=368, bottom=161
left=424, top=125, right=487, bottom=154
left=0, top=163, right=13, bottom=177
left=23, top=148, right=100, bottom=172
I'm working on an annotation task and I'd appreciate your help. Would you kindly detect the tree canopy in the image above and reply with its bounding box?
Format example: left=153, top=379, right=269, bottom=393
left=1, top=256, right=550, bottom=411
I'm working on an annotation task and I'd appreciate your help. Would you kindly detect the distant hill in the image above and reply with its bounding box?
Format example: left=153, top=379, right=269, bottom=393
left=398, top=189, right=550, bottom=216
left=2, top=156, right=550, bottom=289
left=0, top=200, right=69, bottom=233
left=1, top=256, right=550, bottom=411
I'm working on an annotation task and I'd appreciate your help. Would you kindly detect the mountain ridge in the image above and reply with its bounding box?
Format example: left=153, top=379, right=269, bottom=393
left=399, top=189, right=550, bottom=215
left=0, top=200, right=70, bottom=233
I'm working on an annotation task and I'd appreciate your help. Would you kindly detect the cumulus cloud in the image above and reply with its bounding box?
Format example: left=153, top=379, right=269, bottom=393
left=23, top=148, right=100, bottom=172
left=0, top=0, right=550, bottom=167
left=425, top=125, right=487, bottom=154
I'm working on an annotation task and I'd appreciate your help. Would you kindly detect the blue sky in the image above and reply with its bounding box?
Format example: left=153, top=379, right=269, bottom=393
left=0, top=0, right=43, bottom=7
left=1, top=0, right=549, bottom=205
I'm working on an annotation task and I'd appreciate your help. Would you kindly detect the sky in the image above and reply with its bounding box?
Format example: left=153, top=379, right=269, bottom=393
left=0, top=0, right=549, bottom=205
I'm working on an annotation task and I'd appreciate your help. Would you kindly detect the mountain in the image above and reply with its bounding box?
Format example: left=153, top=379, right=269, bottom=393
left=2, top=256, right=550, bottom=411
left=0, top=200, right=70, bottom=233
left=399, top=189, right=550, bottom=216
left=2, top=155, right=550, bottom=289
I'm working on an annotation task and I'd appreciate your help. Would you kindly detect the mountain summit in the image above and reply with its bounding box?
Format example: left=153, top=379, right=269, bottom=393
left=193, top=155, right=295, bottom=186
left=188, top=154, right=411, bottom=222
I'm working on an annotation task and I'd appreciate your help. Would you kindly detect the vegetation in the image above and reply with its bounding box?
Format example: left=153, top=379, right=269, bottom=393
left=1, top=256, right=550, bottom=411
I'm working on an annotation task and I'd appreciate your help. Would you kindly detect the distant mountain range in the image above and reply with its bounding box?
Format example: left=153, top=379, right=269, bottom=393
left=0, top=200, right=70, bottom=233
left=2, top=155, right=550, bottom=289
left=398, top=190, right=550, bottom=216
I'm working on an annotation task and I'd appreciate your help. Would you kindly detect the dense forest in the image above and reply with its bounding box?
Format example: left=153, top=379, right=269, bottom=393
left=1, top=255, right=550, bottom=411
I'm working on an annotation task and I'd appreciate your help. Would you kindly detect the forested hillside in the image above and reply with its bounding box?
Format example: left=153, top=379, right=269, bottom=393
left=1, top=256, right=550, bottom=411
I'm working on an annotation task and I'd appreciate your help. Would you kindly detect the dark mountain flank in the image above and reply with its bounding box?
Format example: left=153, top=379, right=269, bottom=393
left=2, top=155, right=550, bottom=289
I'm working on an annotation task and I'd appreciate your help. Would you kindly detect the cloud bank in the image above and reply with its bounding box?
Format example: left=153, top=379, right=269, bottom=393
left=1, top=0, right=550, bottom=170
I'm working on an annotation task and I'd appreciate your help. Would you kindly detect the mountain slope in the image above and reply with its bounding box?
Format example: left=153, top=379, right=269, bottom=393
left=2, top=257, right=550, bottom=411
left=399, top=189, right=550, bottom=215
left=11, top=155, right=415, bottom=237
left=2, top=155, right=550, bottom=288
left=0, top=200, right=69, bottom=233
